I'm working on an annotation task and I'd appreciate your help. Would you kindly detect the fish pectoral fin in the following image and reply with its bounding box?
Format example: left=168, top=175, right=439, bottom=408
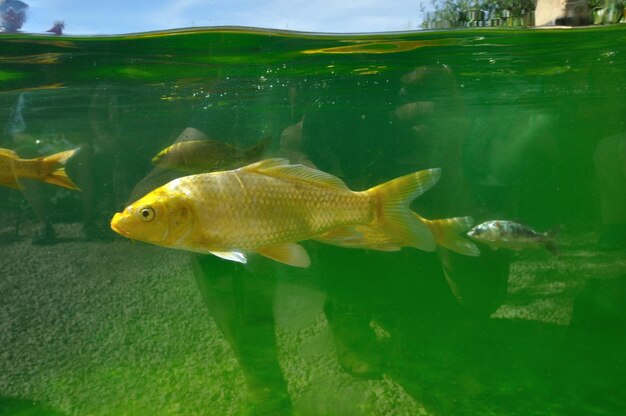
left=209, top=250, right=247, bottom=264
left=256, top=243, right=311, bottom=268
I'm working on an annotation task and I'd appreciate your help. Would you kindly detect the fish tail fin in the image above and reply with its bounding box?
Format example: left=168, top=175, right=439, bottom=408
left=41, top=148, right=80, bottom=190
left=424, top=216, right=480, bottom=256
left=545, top=225, right=561, bottom=256
left=365, top=168, right=441, bottom=252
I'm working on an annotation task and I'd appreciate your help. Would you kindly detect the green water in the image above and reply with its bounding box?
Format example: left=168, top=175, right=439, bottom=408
left=1, top=26, right=625, bottom=416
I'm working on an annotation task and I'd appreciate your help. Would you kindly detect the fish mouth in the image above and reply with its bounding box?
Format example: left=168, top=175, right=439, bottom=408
left=110, top=213, right=130, bottom=237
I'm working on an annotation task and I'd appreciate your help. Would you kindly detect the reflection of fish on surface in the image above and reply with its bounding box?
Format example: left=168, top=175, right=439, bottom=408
left=316, top=215, right=480, bottom=256
left=467, top=220, right=559, bottom=255
left=0, top=147, right=79, bottom=190
left=111, top=158, right=441, bottom=267
left=151, top=138, right=270, bottom=173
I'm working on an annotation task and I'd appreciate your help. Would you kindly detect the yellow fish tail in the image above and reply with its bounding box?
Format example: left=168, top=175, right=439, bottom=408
left=41, top=148, right=80, bottom=190
left=424, top=216, right=480, bottom=256
left=366, top=168, right=441, bottom=252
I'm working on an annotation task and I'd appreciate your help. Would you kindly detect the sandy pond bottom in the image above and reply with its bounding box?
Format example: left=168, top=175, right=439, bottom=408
left=1, top=221, right=624, bottom=415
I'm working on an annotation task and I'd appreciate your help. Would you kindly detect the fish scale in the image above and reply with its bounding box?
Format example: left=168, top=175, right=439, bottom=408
left=175, top=171, right=373, bottom=250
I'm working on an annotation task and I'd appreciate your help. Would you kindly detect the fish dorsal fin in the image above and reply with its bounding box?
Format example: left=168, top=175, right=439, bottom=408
left=240, top=158, right=349, bottom=190
left=209, top=250, right=247, bottom=264
left=256, top=242, right=311, bottom=268
left=0, top=148, right=18, bottom=158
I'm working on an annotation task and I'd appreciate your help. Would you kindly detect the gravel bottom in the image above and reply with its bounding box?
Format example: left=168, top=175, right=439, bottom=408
left=0, top=222, right=424, bottom=415
left=1, top=221, right=623, bottom=415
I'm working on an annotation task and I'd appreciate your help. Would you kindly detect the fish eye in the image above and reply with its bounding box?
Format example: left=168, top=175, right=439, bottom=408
left=139, top=207, right=155, bottom=221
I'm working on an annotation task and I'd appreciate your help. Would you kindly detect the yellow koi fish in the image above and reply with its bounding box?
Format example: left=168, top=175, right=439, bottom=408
left=110, top=158, right=440, bottom=267
left=152, top=138, right=270, bottom=173
left=0, top=147, right=79, bottom=190
left=316, top=215, right=480, bottom=256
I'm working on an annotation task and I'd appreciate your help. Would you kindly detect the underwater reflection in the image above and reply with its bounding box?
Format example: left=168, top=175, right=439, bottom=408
left=193, top=256, right=293, bottom=414
left=100, top=52, right=625, bottom=414
left=3, top=81, right=86, bottom=244
left=121, top=76, right=306, bottom=414
left=297, top=64, right=525, bottom=414
left=117, top=65, right=515, bottom=414
left=2, top=26, right=626, bottom=416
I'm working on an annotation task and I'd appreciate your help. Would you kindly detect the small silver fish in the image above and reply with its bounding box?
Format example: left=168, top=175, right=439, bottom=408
left=467, top=220, right=559, bottom=255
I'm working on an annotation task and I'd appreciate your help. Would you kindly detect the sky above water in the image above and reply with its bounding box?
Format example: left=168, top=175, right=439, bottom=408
left=22, top=0, right=427, bottom=35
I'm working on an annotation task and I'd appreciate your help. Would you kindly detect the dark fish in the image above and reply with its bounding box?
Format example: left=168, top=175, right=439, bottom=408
left=467, top=220, right=559, bottom=255
left=151, top=138, right=270, bottom=173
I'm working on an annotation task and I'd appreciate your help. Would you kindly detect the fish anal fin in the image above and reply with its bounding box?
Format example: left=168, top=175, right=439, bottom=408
left=316, top=225, right=401, bottom=251
left=0, top=177, right=23, bottom=189
left=257, top=242, right=311, bottom=268
left=369, top=244, right=402, bottom=252
left=317, top=226, right=365, bottom=245
left=241, top=158, right=349, bottom=190
left=210, top=250, right=247, bottom=264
